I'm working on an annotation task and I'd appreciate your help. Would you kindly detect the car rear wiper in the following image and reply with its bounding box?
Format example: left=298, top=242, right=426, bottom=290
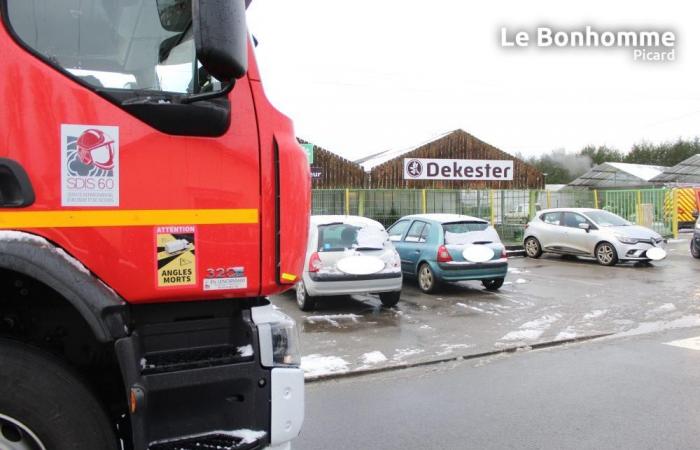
left=354, top=247, right=383, bottom=251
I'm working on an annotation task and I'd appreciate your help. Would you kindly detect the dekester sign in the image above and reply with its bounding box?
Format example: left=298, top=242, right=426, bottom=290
left=404, top=158, right=514, bottom=181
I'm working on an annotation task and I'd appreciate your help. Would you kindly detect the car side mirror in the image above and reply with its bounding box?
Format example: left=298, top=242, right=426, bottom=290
left=578, top=223, right=591, bottom=232
left=693, top=210, right=699, bottom=220
left=193, top=0, right=248, bottom=82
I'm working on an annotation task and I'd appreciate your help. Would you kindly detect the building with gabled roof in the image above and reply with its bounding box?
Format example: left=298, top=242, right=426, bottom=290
left=650, top=154, right=700, bottom=185
left=355, top=129, right=543, bottom=189
left=568, top=162, right=668, bottom=189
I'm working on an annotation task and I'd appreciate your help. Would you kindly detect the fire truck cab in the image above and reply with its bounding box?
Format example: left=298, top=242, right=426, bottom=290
left=0, top=0, right=309, bottom=449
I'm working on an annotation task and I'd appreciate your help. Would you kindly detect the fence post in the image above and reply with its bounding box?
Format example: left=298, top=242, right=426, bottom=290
left=421, top=189, right=427, bottom=214
left=593, top=190, right=599, bottom=209
left=489, top=190, right=495, bottom=225
left=344, top=188, right=350, bottom=216
left=636, top=190, right=642, bottom=225
left=672, top=188, right=679, bottom=238
left=546, top=190, right=551, bottom=209
left=528, top=190, right=537, bottom=219
left=358, top=190, right=365, bottom=217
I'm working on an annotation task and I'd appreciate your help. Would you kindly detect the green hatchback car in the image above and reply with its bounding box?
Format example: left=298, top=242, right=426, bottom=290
left=387, top=214, right=508, bottom=293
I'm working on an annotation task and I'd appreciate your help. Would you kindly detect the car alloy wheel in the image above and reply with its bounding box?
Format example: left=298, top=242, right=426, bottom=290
left=418, top=263, right=436, bottom=293
left=524, top=237, right=542, bottom=258
left=295, top=281, right=315, bottom=311
left=596, top=242, right=618, bottom=266
left=691, top=240, right=700, bottom=259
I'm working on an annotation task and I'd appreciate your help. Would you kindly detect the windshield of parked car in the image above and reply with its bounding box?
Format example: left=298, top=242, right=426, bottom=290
left=317, top=223, right=387, bottom=251
left=584, top=211, right=630, bottom=227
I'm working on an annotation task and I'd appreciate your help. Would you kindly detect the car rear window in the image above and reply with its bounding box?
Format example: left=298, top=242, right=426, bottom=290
left=442, top=221, right=489, bottom=234
left=317, top=223, right=387, bottom=252
left=443, top=221, right=499, bottom=245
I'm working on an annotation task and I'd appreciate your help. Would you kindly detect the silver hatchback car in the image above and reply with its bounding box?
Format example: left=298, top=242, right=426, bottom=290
left=523, top=208, right=667, bottom=266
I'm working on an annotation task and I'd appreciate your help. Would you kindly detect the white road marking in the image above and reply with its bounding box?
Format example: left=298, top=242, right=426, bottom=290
left=664, top=336, right=700, bottom=351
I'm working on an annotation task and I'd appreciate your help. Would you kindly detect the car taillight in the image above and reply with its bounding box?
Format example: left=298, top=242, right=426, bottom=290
left=308, top=252, right=322, bottom=272
left=501, top=247, right=508, bottom=259
left=437, top=245, right=452, bottom=263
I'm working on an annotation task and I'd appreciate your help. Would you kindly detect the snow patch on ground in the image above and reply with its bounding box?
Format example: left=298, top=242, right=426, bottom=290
left=301, top=354, right=350, bottom=377
left=667, top=239, right=685, bottom=244
left=360, top=351, right=388, bottom=365
left=554, top=327, right=578, bottom=340
left=515, top=278, right=528, bottom=284
left=583, top=309, right=608, bottom=320
left=500, top=314, right=561, bottom=342
left=618, top=315, right=700, bottom=337
left=437, top=343, right=474, bottom=356
left=419, top=324, right=433, bottom=330
left=305, top=314, right=360, bottom=327
left=647, top=303, right=677, bottom=316
left=500, top=329, right=545, bottom=341
left=392, top=347, right=424, bottom=361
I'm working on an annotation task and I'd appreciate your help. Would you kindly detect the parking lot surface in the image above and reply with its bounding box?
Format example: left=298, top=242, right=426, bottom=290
left=271, top=234, right=699, bottom=379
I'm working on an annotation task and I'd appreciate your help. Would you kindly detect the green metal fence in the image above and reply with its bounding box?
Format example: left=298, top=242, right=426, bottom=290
left=312, top=188, right=676, bottom=244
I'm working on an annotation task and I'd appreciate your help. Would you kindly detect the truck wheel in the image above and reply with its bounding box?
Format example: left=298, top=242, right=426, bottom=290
left=482, top=278, right=505, bottom=291
left=691, top=240, right=700, bottom=259
left=379, top=291, right=401, bottom=308
left=295, top=281, right=315, bottom=311
left=595, top=242, right=618, bottom=266
left=418, top=263, right=438, bottom=294
left=524, top=237, right=542, bottom=258
left=0, top=339, right=118, bottom=450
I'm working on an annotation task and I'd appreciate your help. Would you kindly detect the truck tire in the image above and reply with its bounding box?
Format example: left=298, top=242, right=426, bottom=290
left=379, top=291, right=401, bottom=308
left=0, top=339, right=119, bottom=450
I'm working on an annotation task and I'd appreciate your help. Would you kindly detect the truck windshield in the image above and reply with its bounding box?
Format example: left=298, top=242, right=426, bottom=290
left=7, top=0, right=221, bottom=95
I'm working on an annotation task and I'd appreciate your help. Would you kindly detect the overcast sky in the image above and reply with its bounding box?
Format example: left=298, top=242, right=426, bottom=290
left=247, top=0, right=700, bottom=161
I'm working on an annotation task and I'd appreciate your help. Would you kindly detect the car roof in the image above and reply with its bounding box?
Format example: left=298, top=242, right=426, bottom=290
left=400, top=213, right=489, bottom=224
left=538, top=208, right=601, bottom=214
left=310, top=215, right=384, bottom=228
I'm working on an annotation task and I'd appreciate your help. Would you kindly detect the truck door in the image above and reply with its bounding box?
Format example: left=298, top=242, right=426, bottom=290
left=1, top=0, right=261, bottom=302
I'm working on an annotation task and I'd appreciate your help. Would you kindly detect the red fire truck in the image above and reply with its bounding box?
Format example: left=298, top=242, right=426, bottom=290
left=0, top=0, right=309, bottom=449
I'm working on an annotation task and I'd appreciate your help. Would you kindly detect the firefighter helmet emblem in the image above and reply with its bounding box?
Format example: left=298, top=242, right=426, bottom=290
left=77, top=129, right=115, bottom=170
left=406, top=159, right=423, bottom=178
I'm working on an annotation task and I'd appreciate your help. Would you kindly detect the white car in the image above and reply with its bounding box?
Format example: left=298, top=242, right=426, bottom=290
left=524, top=208, right=667, bottom=266
left=295, top=216, right=403, bottom=311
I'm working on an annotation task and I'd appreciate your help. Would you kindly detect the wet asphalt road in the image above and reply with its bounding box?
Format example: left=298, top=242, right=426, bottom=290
left=296, top=326, right=700, bottom=450
left=271, top=233, right=700, bottom=378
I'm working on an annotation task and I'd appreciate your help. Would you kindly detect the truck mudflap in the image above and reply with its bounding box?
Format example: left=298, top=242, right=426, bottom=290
left=115, top=306, right=273, bottom=450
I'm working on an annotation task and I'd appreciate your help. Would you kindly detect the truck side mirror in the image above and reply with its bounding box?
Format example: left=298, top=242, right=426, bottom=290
left=193, top=0, right=248, bottom=82
left=693, top=210, right=699, bottom=220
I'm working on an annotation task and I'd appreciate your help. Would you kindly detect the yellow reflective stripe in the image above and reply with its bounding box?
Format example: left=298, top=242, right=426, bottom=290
left=0, top=209, right=258, bottom=228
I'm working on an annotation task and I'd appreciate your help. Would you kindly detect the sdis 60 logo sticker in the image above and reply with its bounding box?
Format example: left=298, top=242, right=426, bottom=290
left=61, top=124, right=119, bottom=206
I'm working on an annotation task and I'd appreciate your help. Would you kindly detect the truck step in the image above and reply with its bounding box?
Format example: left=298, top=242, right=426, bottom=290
left=149, top=433, right=261, bottom=450
left=141, top=344, right=252, bottom=375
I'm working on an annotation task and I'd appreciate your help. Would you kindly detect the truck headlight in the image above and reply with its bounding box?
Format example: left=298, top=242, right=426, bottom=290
left=251, top=304, right=301, bottom=368
left=615, top=234, right=638, bottom=244
left=270, top=317, right=301, bottom=366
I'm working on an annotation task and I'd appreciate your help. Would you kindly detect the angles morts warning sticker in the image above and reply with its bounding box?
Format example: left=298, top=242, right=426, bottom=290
left=156, top=226, right=196, bottom=288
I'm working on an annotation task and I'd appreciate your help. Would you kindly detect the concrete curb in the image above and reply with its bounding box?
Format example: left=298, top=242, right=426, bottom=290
left=304, top=333, right=613, bottom=383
